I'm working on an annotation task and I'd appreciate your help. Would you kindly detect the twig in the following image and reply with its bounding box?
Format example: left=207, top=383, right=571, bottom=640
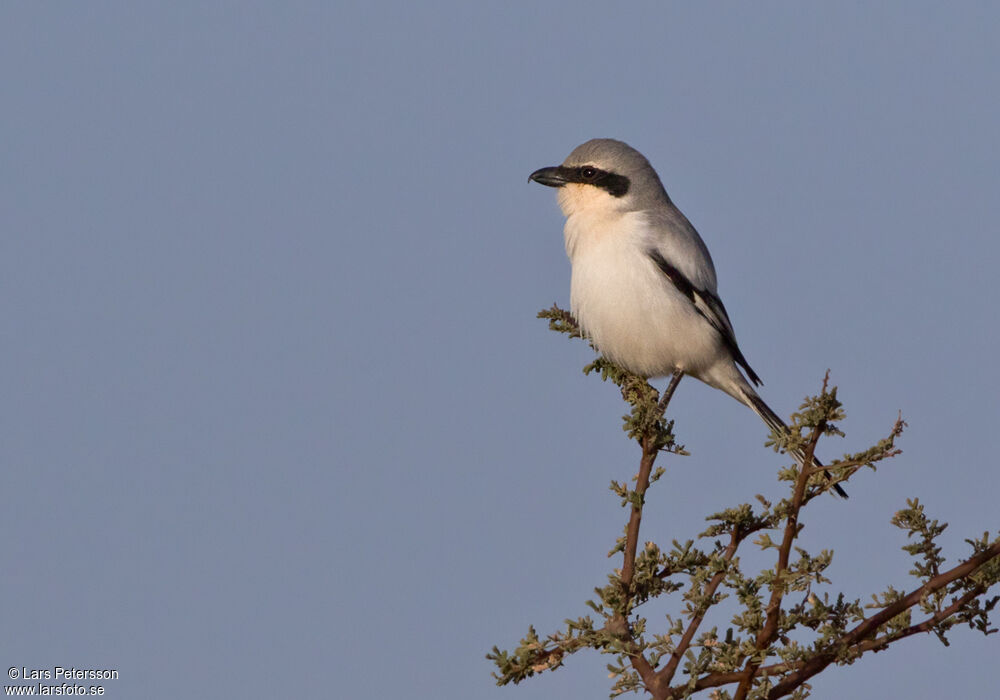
left=657, top=371, right=684, bottom=415
left=765, top=538, right=1000, bottom=699
left=660, top=550, right=995, bottom=699
left=851, top=586, right=984, bottom=653
left=665, top=661, right=797, bottom=697
left=733, top=418, right=825, bottom=700
left=621, top=371, right=683, bottom=587
left=616, top=371, right=683, bottom=695
left=656, top=530, right=741, bottom=688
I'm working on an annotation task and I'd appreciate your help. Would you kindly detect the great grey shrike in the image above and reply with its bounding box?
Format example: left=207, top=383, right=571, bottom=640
left=529, top=138, right=846, bottom=497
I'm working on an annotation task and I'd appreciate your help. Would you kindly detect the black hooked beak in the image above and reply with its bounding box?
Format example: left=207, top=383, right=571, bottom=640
left=528, top=166, right=572, bottom=188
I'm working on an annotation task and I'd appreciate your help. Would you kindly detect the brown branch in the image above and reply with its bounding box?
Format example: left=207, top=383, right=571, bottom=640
left=666, top=660, right=798, bottom=697
left=662, top=573, right=990, bottom=698
left=850, top=585, right=985, bottom=654
left=620, top=428, right=661, bottom=691
left=766, top=539, right=1000, bottom=699
left=630, top=649, right=658, bottom=689
left=733, top=418, right=824, bottom=700
left=615, top=371, right=682, bottom=697
left=812, top=453, right=901, bottom=476
left=621, top=372, right=683, bottom=588
left=656, top=531, right=741, bottom=689
left=620, top=431, right=660, bottom=587
left=657, top=371, right=684, bottom=415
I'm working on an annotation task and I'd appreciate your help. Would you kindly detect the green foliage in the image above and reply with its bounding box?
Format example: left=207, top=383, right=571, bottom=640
left=488, top=306, right=1000, bottom=699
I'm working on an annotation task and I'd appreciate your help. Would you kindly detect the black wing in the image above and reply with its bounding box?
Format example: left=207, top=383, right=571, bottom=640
left=647, top=249, right=762, bottom=386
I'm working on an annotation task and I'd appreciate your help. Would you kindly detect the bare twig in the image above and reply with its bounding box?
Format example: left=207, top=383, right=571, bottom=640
left=657, top=371, right=684, bottom=415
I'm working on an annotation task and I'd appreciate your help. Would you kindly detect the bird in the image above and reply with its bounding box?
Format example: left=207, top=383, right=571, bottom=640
left=529, top=138, right=846, bottom=497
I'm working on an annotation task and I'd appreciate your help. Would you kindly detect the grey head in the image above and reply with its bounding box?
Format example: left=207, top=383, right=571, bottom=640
left=528, top=138, right=672, bottom=210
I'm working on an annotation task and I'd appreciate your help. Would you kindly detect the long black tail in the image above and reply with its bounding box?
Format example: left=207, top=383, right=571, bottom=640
left=743, top=391, right=848, bottom=499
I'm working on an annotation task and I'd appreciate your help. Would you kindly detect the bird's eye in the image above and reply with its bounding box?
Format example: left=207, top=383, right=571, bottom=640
left=580, top=166, right=598, bottom=180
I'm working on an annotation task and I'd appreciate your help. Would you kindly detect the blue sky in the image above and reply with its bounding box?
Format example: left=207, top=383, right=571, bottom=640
left=2, top=3, right=998, bottom=698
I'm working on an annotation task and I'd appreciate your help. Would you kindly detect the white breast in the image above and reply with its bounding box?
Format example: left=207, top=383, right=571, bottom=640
left=564, top=211, right=727, bottom=379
